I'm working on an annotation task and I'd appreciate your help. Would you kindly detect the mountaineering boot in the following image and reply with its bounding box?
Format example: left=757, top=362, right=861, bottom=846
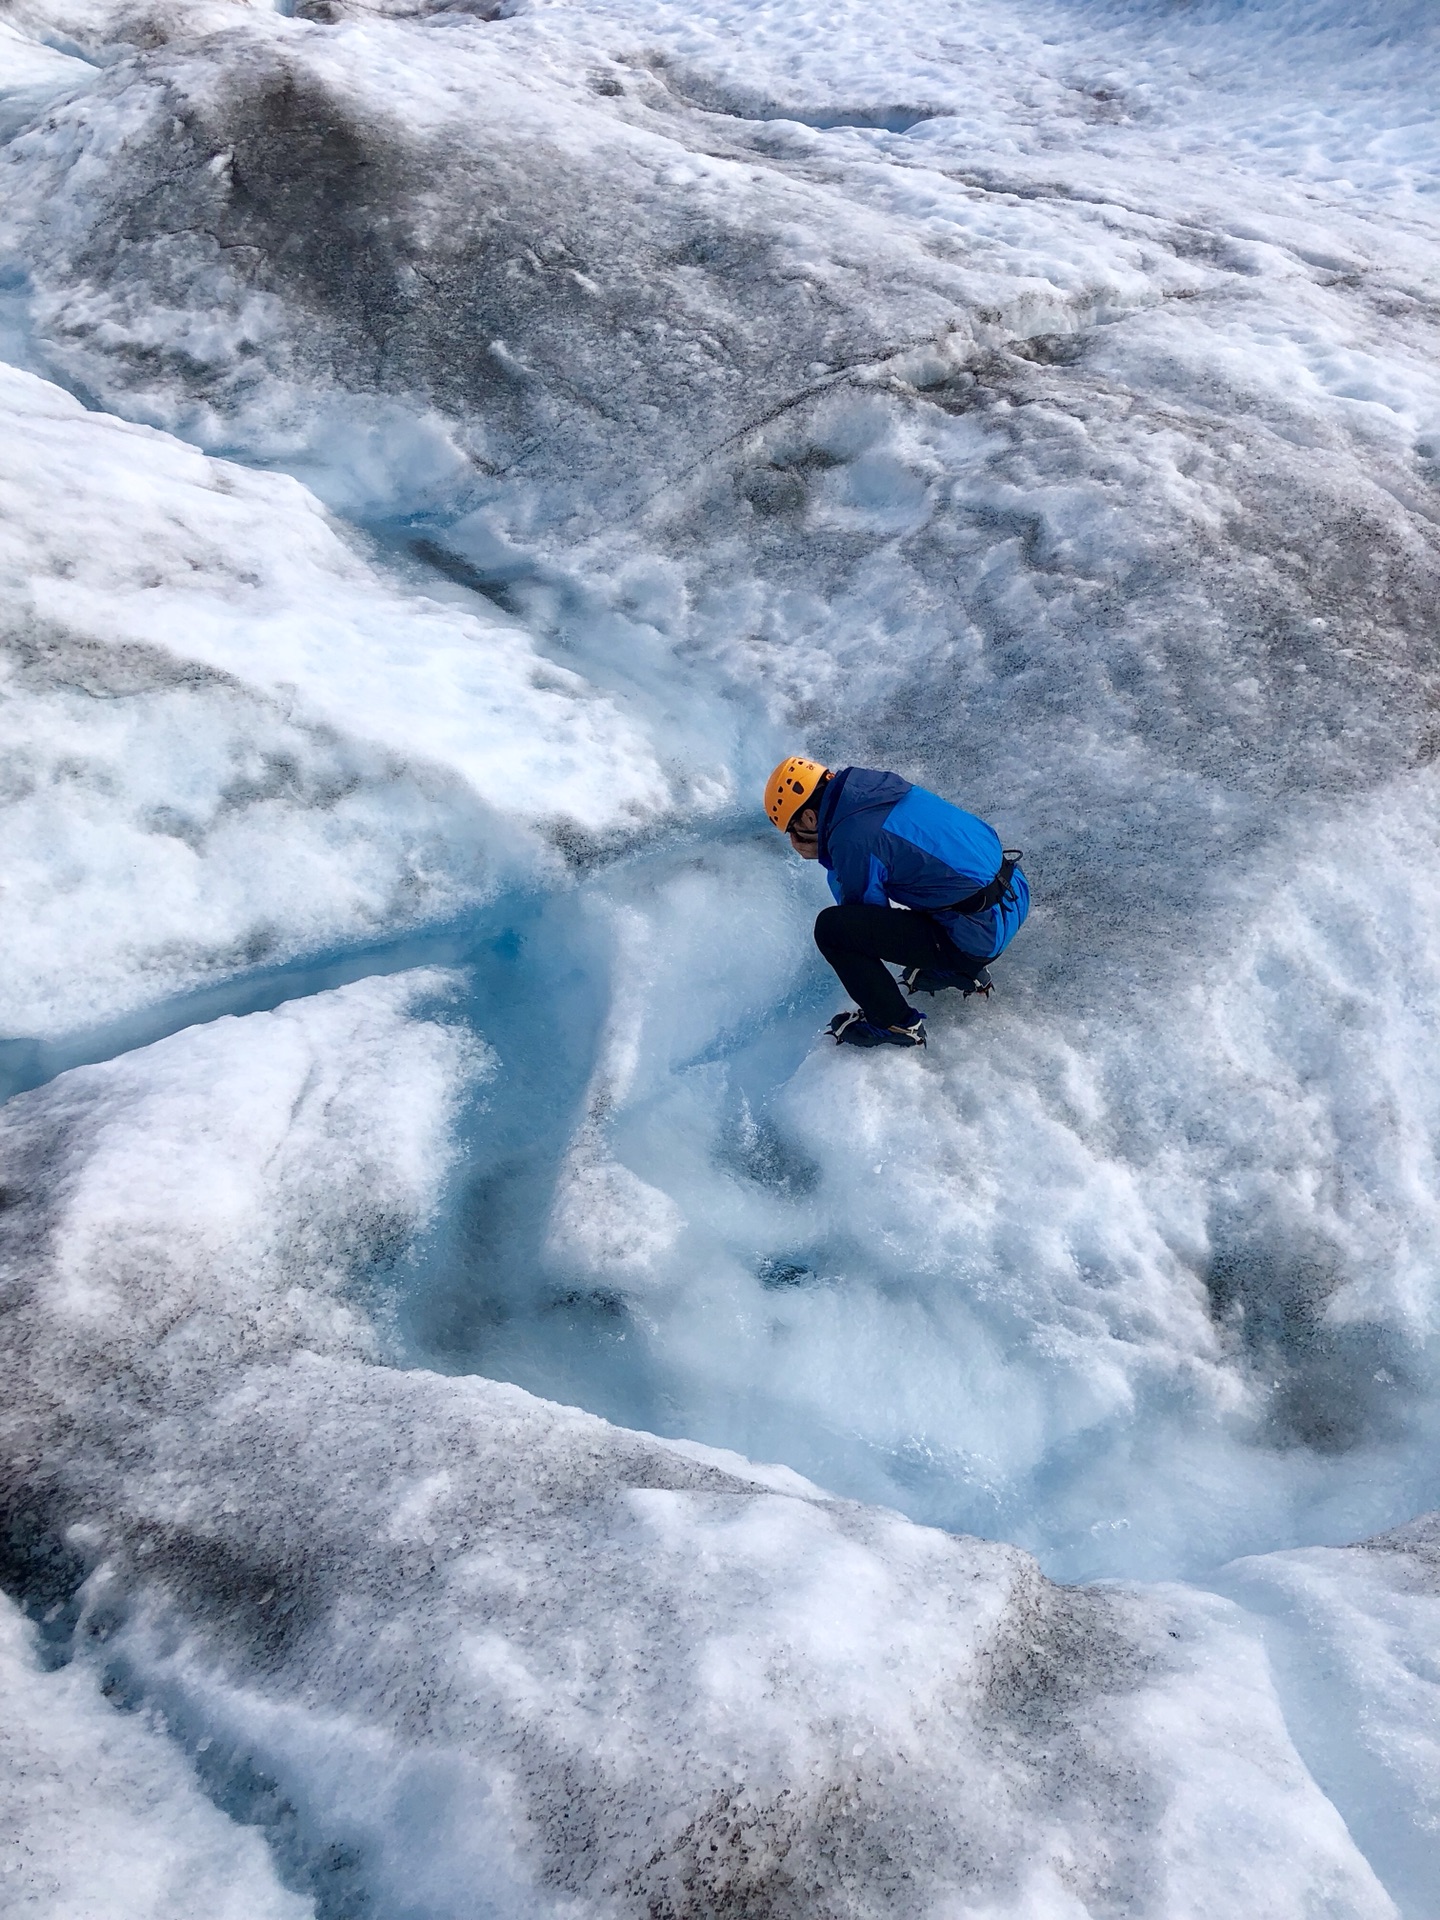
left=826, top=1008, right=927, bottom=1049
left=900, top=963, right=994, bottom=999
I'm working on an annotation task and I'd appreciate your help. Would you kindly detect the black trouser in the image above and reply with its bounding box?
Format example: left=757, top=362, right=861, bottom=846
left=814, top=903, right=988, bottom=1028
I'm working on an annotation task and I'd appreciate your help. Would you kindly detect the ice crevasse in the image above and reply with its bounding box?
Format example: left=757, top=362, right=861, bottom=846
left=2, top=0, right=1440, bottom=1914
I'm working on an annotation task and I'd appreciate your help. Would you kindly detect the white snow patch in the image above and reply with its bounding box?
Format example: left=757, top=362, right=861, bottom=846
left=0, top=978, right=1397, bottom=1916
left=0, top=363, right=683, bottom=1036
left=2, top=0, right=1440, bottom=1903
left=0, top=1591, right=310, bottom=1920
left=1219, top=1513, right=1440, bottom=1918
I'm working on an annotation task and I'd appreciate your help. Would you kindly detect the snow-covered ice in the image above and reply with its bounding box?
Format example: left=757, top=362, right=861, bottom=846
left=0, top=1590, right=312, bottom=1920
left=3, top=0, right=1440, bottom=1910
left=0, top=360, right=712, bottom=1037
left=1219, top=1513, right=1440, bottom=1920
left=0, top=15, right=96, bottom=141
left=0, top=981, right=1403, bottom=1916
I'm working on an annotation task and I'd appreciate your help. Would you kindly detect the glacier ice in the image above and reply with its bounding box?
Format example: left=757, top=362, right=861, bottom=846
left=1218, top=1514, right=1440, bottom=1920
left=0, top=1590, right=312, bottom=1920
left=0, top=17, right=96, bottom=142
left=0, top=359, right=717, bottom=1038
left=2, top=0, right=1440, bottom=1909
left=0, top=982, right=1401, bottom=1917
left=390, top=794, right=1440, bottom=1583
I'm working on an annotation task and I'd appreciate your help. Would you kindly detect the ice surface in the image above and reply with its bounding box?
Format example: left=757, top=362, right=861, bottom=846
left=0, top=360, right=707, bottom=1038
left=0, top=982, right=1398, bottom=1917
left=391, top=787, right=1440, bottom=1587
left=1215, top=1513, right=1440, bottom=1920
left=3, top=0, right=1440, bottom=1907
left=9, top=0, right=1440, bottom=999
left=0, top=1590, right=313, bottom=1920
left=0, top=18, right=97, bottom=140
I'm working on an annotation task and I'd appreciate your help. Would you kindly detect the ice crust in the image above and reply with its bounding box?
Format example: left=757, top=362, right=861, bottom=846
left=414, top=803, right=1440, bottom=1585
left=0, top=360, right=692, bottom=1037
left=3, top=0, right=1440, bottom=1908
left=0, top=18, right=97, bottom=140
left=1218, top=1515, right=1440, bottom=1920
left=0, top=982, right=1400, bottom=1917
left=0, top=1590, right=312, bottom=1920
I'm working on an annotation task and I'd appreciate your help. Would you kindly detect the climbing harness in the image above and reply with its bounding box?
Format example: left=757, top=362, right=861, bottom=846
left=937, top=850, right=1024, bottom=919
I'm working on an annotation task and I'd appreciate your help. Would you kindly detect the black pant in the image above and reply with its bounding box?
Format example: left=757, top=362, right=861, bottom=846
left=814, top=904, right=987, bottom=1028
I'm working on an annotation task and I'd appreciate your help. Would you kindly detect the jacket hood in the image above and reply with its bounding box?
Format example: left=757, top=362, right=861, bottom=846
left=817, top=766, right=910, bottom=866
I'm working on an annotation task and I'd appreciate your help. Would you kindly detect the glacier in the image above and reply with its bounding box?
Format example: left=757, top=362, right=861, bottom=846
left=1, top=1586, right=310, bottom=1920
left=2, top=0, right=1440, bottom=1913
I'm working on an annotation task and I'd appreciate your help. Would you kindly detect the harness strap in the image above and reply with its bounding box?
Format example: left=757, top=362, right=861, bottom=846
left=938, top=850, right=1023, bottom=918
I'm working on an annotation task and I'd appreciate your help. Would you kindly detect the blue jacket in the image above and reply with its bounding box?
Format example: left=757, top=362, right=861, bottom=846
left=815, top=767, right=1029, bottom=961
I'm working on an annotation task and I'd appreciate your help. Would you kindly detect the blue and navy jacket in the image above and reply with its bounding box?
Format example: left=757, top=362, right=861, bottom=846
left=815, top=767, right=1029, bottom=961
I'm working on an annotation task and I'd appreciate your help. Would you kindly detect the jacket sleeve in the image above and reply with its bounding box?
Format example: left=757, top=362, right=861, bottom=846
left=826, top=835, right=890, bottom=906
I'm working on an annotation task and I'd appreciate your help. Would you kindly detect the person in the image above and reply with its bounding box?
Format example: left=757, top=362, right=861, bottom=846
left=765, top=756, right=1029, bottom=1049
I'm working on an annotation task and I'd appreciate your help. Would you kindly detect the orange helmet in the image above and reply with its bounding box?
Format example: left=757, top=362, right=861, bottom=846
left=764, top=756, right=829, bottom=831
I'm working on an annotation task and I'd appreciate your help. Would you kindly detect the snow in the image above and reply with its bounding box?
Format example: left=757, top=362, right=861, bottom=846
left=0, top=361, right=703, bottom=1038
left=2, top=0, right=1440, bottom=1909
left=1218, top=1514, right=1440, bottom=1920
left=0, top=1591, right=312, bottom=1920
left=0, top=981, right=1399, bottom=1917
left=0, top=17, right=98, bottom=141
left=389, top=790, right=1440, bottom=1586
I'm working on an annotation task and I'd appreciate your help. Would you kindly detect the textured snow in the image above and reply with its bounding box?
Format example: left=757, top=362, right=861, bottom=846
left=1218, top=1514, right=1440, bottom=1920
left=0, top=982, right=1397, bottom=1918
left=0, top=360, right=702, bottom=1038
left=0, top=1591, right=312, bottom=1920
left=3, top=0, right=1440, bottom=1909
left=397, top=787, right=1440, bottom=1584
left=0, top=16, right=97, bottom=141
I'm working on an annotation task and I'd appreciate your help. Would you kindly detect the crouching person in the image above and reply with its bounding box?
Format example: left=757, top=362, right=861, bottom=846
left=766, top=757, right=1029, bottom=1049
